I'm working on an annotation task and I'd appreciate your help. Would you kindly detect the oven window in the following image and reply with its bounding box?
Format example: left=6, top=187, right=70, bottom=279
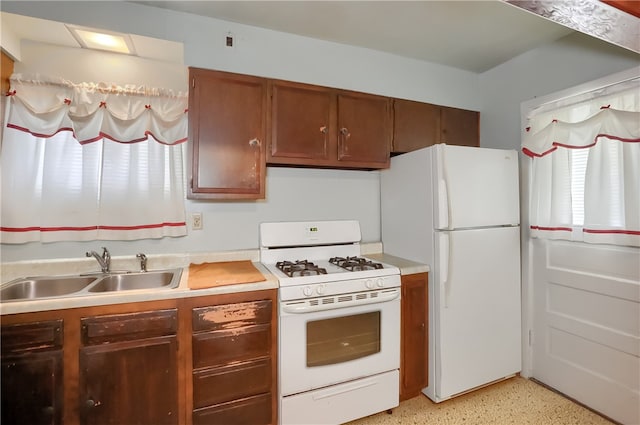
left=306, top=311, right=381, bottom=367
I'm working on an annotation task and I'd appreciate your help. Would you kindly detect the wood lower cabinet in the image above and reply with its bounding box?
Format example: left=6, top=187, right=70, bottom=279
left=79, top=310, right=178, bottom=425
left=188, top=294, right=277, bottom=425
left=0, top=290, right=278, bottom=425
left=268, top=79, right=391, bottom=169
left=188, top=68, right=267, bottom=200
left=1, top=320, right=64, bottom=425
left=392, top=99, right=479, bottom=153
left=400, top=272, right=428, bottom=401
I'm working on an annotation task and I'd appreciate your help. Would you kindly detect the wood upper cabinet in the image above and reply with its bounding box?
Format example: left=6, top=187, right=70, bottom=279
left=188, top=68, right=267, bottom=199
left=337, top=91, right=391, bottom=167
left=268, top=81, right=333, bottom=164
left=400, top=272, right=428, bottom=401
left=1, top=320, right=64, bottom=425
left=268, top=80, right=391, bottom=169
left=440, top=106, right=479, bottom=147
left=392, top=99, right=479, bottom=153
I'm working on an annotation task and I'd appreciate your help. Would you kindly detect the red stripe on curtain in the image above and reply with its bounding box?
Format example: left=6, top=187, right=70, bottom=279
left=530, top=225, right=572, bottom=232
left=1, top=222, right=186, bottom=232
left=583, top=228, right=640, bottom=235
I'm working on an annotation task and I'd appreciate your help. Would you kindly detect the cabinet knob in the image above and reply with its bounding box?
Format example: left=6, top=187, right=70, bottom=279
left=319, top=125, right=328, bottom=134
left=248, top=138, right=261, bottom=147
left=86, top=398, right=101, bottom=408
left=340, top=127, right=350, bottom=137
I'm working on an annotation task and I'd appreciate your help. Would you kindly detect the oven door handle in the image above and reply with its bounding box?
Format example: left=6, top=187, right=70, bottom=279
left=281, top=288, right=400, bottom=314
left=312, top=377, right=378, bottom=400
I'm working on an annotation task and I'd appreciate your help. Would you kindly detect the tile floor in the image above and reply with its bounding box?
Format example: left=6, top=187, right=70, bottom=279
left=346, top=377, right=614, bottom=425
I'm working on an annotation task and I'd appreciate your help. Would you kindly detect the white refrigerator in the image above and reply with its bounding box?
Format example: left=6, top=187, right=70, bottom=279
left=380, top=144, right=521, bottom=403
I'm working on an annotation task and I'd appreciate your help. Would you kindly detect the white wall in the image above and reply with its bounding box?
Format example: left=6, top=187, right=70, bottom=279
left=0, top=1, right=480, bottom=262
left=1, top=1, right=638, bottom=264
left=479, top=32, right=639, bottom=151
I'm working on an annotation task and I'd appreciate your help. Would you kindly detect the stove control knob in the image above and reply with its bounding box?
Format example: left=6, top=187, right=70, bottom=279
left=376, top=278, right=385, bottom=288
left=365, top=279, right=374, bottom=289
left=303, top=286, right=313, bottom=297
left=316, top=284, right=326, bottom=295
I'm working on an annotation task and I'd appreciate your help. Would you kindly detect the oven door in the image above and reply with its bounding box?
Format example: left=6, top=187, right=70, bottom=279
left=279, top=291, right=400, bottom=396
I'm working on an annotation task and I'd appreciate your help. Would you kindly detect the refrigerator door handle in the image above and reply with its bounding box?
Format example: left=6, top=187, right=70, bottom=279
left=440, top=232, right=452, bottom=308
left=438, top=145, right=452, bottom=230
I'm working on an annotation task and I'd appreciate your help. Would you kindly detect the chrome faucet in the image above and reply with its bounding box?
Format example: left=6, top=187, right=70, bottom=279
left=86, top=247, right=111, bottom=273
left=136, top=253, right=147, bottom=272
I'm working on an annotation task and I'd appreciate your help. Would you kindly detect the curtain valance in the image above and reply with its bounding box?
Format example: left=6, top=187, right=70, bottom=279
left=523, top=77, right=639, bottom=247
left=522, top=107, right=640, bottom=157
left=6, top=74, right=188, bottom=145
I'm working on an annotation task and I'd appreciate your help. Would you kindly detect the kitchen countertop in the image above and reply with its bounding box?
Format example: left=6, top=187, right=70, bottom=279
left=0, top=243, right=427, bottom=315
left=0, top=250, right=278, bottom=315
left=367, top=253, right=430, bottom=275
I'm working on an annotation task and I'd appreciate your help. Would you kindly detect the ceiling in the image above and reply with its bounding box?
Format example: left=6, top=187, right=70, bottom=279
left=132, top=0, right=577, bottom=73
left=3, top=1, right=637, bottom=73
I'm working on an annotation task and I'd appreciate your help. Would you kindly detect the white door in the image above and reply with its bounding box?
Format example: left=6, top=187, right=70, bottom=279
left=433, top=144, right=520, bottom=230
left=434, top=226, right=521, bottom=401
left=531, top=239, right=640, bottom=425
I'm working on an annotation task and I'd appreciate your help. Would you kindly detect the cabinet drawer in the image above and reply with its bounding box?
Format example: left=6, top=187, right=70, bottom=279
left=193, top=357, right=271, bottom=408
left=192, top=393, right=271, bottom=425
left=192, top=300, right=271, bottom=332
left=192, top=324, right=271, bottom=368
left=81, top=309, right=177, bottom=345
left=1, top=320, right=63, bottom=353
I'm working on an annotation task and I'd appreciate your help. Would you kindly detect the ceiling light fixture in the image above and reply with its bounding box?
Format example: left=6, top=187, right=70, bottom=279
left=66, top=24, right=136, bottom=55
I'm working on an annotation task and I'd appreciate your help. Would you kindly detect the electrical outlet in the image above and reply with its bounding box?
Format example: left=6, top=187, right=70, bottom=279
left=192, top=212, right=203, bottom=230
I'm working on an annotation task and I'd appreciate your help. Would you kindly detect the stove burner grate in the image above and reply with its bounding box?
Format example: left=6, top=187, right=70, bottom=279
left=276, top=260, right=327, bottom=277
left=329, top=256, right=384, bottom=272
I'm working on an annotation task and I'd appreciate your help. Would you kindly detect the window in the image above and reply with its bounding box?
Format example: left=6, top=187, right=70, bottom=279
left=523, top=80, right=639, bottom=247
left=0, top=74, right=188, bottom=244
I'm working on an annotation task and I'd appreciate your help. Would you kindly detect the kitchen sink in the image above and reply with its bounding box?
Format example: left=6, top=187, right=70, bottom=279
left=0, top=276, right=99, bottom=301
left=88, top=271, right=179, bottom=292
left=0, top=269, right=182, bottom=302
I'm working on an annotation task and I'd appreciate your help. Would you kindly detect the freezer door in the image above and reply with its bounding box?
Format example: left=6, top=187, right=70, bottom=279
left=434, top=226, right=521, bottom=401
left=433, top=145, right=520, bottom=229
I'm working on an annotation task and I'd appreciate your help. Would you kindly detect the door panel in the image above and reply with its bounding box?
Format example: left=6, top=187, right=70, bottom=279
left=80, top=336, right=178, bottom=425
left=436, top=226, right=521, bottom=399
left=531, top=239, right=640, bottom=425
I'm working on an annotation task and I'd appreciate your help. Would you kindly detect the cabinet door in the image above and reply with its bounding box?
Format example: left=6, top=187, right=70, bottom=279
left=2, top=351, right=63, bottom=425
left=440, top=106, right=479, bottom=147
left=392, top=99, right=441, bottom=153
left=1, top=320, right=64, bottom=425
left=337, top=92, right=391, bottom=168
left=80, top=336, right=178, bottom=425
left=188, top=68, right=266, bottom=199
left=400, top=272, right=428, bottom=401
left=268, top=81, right=333, bottom=165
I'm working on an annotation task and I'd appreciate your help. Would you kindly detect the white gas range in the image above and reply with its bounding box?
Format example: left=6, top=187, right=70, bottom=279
left=259, top=220, right=401, bottom=425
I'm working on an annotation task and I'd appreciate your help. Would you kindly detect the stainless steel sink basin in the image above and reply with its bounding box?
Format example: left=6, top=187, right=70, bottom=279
left=88, top=271, right=179, bottom=292
left=0, top=276, right=99, bottom=301
left=0, top=269, right=182, bottom=302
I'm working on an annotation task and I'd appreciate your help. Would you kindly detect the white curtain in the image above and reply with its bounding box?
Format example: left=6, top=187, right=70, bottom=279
left=1, top=74, right=188, bottom=243
left=523, top=80, right=640, bottom=247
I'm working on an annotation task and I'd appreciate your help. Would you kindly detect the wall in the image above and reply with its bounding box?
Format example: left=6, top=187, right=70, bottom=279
left=2, top=1, right=639, bottom=264
left=0, top=1, right=481, bottom=262
left=479, top=32, right=639, bottom=151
